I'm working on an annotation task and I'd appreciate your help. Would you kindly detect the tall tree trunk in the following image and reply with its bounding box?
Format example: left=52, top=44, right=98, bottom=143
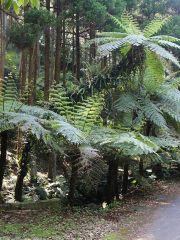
left=28, top=44, right=37, bottom=106
left=44, top=0, right=50, bottom=101
left=72, top=18, right=75, bottom=78
left=122, top=164, right=129, bottom=195
left=54, top=0, right=62, bottom=84
left=62, top=16, right=66, bottom=88
left=106, top=158, right=119, bottom=204
left=89, top=21, right=96, bottom=64
left=48, top=150, right=57, bottom=182
left=15, top=141, right=32, bottom=201
left=0, top=8, right=6, bottom=88
left=20, top=48, right=28, bottom=102
left=50, top=26, right=55, bottom=86
left=0, top=131, right=8, bottom=190
left=37, top=40, right=40, bottom=78
left=76, top=12, right=80, bottom=81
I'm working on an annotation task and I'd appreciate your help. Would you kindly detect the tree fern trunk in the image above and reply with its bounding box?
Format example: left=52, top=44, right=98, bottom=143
left=122, top=164, right=129, bottom=195
left=139, top=158, right=144, bottom=176
left=0, top=130, right=8, bottom=190
left=68, top=149, right=80, bottom=206
left=48, top=150, right=56, bottom=182
left=106, top=159, right=119, bottom=204
left=15, top=141, right=32, bottom=201
left=30, top=158, right=37, bottom=184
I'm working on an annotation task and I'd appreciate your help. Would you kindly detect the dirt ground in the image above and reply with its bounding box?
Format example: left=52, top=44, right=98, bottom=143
left=1, top=179, right=180, bottom=239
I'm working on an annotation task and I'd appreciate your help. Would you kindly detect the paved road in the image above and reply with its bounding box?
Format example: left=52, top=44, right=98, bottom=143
left=137, top=196, right=180, bottom=240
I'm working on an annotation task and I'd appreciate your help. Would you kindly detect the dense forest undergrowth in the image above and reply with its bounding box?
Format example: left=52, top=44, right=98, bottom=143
left=2, top=1, right=180, bottom=233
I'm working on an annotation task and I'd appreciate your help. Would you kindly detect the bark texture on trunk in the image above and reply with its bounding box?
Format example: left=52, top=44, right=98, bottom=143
left=106, top=159, right=119, bottom=204
left=62, top=17, right=66, bottom=88
left=20, top=48, right=28, bottom=102
left=122, top=164, right=129, bottom=195
left=15, top=141, right=32, bottom=201
left=0, top=9, right=6, bottom=80
left=68, top=149, right=80, bottom=206
left=48, top=150, right=57, bottom=182
left=89, top=21, right=96, bottom=64
left=54, top=0, right=62, bottom=84
left=44, top=0, right=50, bottom=101
left=0, top=131, right=8, bottom=190
left=28, top=44, right=37, bottom=106
left=76, top=12, right=80, bottom=81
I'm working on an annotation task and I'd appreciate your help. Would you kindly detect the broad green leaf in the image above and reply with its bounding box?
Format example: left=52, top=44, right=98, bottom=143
left=24, top=0, right=29, bottom=6
left=4, top=0, right=13, bottom=10
left=13, top=1, right=19, bottom=15
left=18, top=0, right=23, bottom=6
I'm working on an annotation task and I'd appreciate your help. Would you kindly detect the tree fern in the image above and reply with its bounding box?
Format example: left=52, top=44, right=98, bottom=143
left=85, top=11, right=180, bottom=75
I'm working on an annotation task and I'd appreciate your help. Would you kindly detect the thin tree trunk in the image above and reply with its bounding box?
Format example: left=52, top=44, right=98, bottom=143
left=20, top=48, right=28, bottom=102
left=37, top=40, right=40, bottom=78
left=89, top=21, right=95, bottom=64
left=0, top=8, right=6, bottom=89
left=50, top=26, right=55, bottom=86
left=62, top=16, right=66, bottom=88
left=76, top=12, right=80, bottom=81
left=15, top=141, right=32, bottom=201
left=48, top=150, right=57, bottom=182
left=54, top=0, right=62, bottom=84
left=72, top=18, right=75, bottom=78
left=28, top=44, right=37, bottom=106
left=44, top=0, right=50, bottom=101
left=0, top=131, right=8, bottom=190
left=122, top=164, right=129, bottom=195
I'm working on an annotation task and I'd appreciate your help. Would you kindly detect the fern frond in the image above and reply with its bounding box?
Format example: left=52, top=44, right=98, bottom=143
left=96, top=32, right=127, bottom=38
left=50, top=120, right=86, bottom=145
left=113, top=93, right=140, bottom=113
left=0, top=111, right=50, bottom=142
left=145, top=42, right=180, bottom=68
left=149, top=136, right=179, bottom=148
left=144, top=50, right=165, bottom=86
left=157, top=40, right=180, bottom=50
left=149, top=35, right=180, bottom=42
left=139, top=98, right=167, bottom=128
left=121, top=11, right=142, bottom=35
left=107, top=13, right=127, bottom=32
left=98, top=40, right=125, bottom=56
left=84, top=37, right=119, bottom=48
left=157, top=89, right=180, bottom=122
left=98, top=35, right=146, bottom=56
left=0, top=78, right=19, bottom=112
left=90, top=127, right=158, bottom=156
left=143, top=16, right=170, bottom=38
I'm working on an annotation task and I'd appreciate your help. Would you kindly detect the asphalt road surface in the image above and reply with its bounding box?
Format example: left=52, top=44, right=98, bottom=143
left=137, top=196, right=180, bottom=240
